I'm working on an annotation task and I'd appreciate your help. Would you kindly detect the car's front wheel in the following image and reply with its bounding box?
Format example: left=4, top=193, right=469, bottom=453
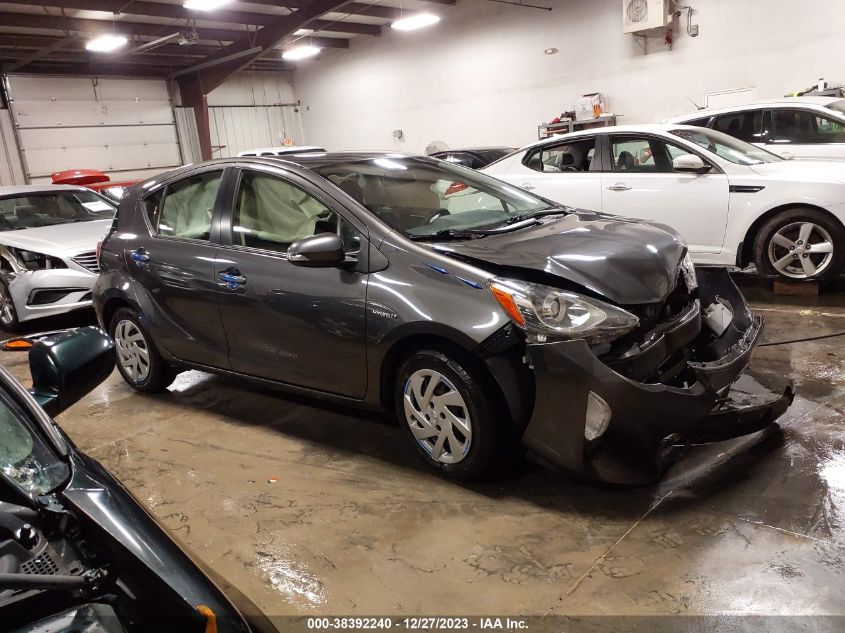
left=754, top=208, right=844, bottom=281
left=395, top=348, right=511, bottom=480
left=0, top=279, right=20, bottom=332
left=109, top=308, right=176, bottom=393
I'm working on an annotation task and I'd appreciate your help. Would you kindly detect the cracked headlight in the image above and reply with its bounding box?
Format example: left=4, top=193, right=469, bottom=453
left=489, top=277, right=639, bottom=344
left=680, top=252, right=697, bottom=291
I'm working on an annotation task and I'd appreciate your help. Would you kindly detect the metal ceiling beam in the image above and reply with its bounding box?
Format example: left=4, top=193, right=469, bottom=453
left=4, top=34, right=81, bottom=71
left=0, top=4, right=380, bottom=36
left=178, top=0, right=351, bottom=160
left=112, top=32, right=182, bottom=59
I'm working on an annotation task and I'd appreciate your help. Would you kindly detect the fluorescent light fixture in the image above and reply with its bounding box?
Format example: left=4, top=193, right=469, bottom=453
left=391, top=13, right=441, bottom=31
left=85, top=33, right=128, bottom=52
left=282, top=45, right=321, bottom=60
left=183, top=0, right=232, bottom=10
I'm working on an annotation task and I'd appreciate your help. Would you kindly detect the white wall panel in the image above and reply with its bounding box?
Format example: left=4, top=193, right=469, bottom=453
left=0, top=110, right=25, bottom=186
left=208, top=105, right=304, bottom=157
left=295, top=0, right=845, bottom=152
left=6, top=75, right=181, bottom=181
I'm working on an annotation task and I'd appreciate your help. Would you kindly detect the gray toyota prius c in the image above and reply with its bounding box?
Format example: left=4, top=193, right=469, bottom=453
left=93, top=153, right=793, bottom=485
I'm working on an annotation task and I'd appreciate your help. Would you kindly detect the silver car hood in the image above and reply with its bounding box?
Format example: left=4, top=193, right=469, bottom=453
left=0, top=220, right=113, bottom=256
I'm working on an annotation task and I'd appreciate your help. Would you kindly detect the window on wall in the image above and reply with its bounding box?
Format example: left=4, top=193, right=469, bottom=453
left=233, top=170, right=359, bottom=254
left=771, top=109, right=845, bottom=144
left=156, top=170, right=222, bottom=240
left=524, top=138, right=597, bottom=173
left=712, top=110, right=764, bottom=143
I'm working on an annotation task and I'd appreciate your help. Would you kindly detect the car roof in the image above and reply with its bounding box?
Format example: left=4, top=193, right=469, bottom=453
left=0, top=184, right=92, bottom=197
left=433, top=146, right=515, bottom=154
left=665, top=96, right=845, bottom=121
left=520, top=123, right=699, bottom=150
left=236, top=146, right=325, bottom=156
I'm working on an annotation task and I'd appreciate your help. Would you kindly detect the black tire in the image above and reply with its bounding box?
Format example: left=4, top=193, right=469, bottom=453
left=753, top=207, right=845, bottom=281
left=395, top=348, right=512, bottom=481
left=109, top=307, right=176, bottom=393
left=0, top=279, right=20, bottom=333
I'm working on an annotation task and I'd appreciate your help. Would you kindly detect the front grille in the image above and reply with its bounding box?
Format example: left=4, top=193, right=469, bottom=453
left=21, top=552, right=59, bottom=575
left=72, top=251, right=100, bottom=274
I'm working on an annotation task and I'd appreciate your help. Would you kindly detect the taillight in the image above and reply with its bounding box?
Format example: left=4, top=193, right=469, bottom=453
left=445, top=182, right=469, bottom=196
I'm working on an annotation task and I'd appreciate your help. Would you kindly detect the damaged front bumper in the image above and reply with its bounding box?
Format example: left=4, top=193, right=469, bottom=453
left=521, top=268, right=794, bottom=485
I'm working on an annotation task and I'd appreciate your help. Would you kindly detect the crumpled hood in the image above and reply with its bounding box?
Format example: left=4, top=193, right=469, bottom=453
left=437, top=213, right=687, bottom=305
left=0, top=220, right=112, bottom=256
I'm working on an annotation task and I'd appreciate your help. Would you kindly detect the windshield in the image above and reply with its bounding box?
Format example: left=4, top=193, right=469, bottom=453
left=0, top=391, right=68, bottom=496
left=313, top=156, right=552, bottom=238
left=670, top=127, right=783, bottom=165
left=0, top=190, right=116, bottom=231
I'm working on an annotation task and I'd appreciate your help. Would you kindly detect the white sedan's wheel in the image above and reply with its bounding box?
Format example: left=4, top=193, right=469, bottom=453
left=403, top=369, right=472, bottom=465
left=0, top=282, right=16, bottom=328
left=767, top=221, right=834, bottom=280
left=114, top=319, right=151, bottom=383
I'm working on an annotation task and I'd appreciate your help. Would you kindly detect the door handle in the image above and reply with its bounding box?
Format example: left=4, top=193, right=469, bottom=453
left=606, top=183, right=631, bottom=192
left=218, top=268, right=246, bottom=289
left=520, top=183, right=536, bottom=191
left=130, top=248, right=149, bottom=263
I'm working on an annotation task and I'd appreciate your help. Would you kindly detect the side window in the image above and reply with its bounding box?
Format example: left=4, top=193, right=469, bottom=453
left=155, top=171, right=222, bottom=240
left=524, top=138, right=597, bottom=173
left=713, top=110, right=763, bottom=143
left=443, top=153, right=474, bottom=167
left=611, top=136, right=679, bottom=173
left=233, top=171, right=359, bottom=254
left=772, top=109, right=845, bottom=144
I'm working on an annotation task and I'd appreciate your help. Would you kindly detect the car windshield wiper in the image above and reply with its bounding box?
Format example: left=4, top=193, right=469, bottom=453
left=408, top=228, right=491, bottom=241
left=504, top=208, right=569, bottom=225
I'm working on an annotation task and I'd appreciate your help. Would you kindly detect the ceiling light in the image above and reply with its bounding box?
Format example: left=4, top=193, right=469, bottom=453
left=183, top=0, right=233, bottom=11
left=391, top=13, right=441, bottom=31
left=85, top=33, right=128, bottom=52
left=282, top=45, right=321, bottom=60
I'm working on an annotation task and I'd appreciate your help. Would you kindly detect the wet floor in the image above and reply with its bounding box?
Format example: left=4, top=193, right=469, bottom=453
left=1, top=276, right=844, bottom=616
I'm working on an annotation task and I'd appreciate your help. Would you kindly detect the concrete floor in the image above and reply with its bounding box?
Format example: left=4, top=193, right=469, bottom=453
left=2, top=276, right=844, bottom=617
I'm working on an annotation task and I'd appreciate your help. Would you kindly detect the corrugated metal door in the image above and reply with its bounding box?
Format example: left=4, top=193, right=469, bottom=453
left=6, top=75, right=182, bottom=184
left=0, top=109, right=25, bottom=186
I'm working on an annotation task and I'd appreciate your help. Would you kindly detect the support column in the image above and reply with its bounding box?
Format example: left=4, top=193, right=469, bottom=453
left=177, top=74, right=212, bottom=161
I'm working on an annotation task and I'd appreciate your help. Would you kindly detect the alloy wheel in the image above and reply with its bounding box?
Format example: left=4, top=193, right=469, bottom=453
left=0, top=283, right=15, bottom=326
left=114, top=319, right=151, bottom=383
left=768, top=221, right=834, bottom=279
left=403, top=369, right=472, bottom=464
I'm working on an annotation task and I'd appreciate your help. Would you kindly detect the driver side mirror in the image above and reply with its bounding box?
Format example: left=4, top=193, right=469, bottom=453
left=29, top=327, right=115, bottom=417
left=288, top=233, right=345, bottom=267
left=672, top=154, right=711, bottom=173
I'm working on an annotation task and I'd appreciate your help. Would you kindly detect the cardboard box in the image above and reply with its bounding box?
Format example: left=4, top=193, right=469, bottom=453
left=575, top=93, right=609, bottom=121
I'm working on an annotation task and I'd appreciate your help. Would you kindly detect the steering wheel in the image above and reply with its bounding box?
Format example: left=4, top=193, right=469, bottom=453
left=427, top=208, right=451, bottom=224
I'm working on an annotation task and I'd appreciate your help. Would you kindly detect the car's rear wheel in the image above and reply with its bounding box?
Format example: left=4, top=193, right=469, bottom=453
left=109, top=308, right=175, bottom=393
left=395, top=348, right=511, bottom=480
left=754, top=208, right=844, bottom=281
left=0, top=279, right=20, bottom=332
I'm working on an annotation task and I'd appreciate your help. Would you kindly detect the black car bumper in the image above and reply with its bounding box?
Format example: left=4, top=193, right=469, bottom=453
left=521, top=268, right=794, bottom=485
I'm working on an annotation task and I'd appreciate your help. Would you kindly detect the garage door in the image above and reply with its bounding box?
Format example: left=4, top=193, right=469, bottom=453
left=6, top=75, right=183, bottom=184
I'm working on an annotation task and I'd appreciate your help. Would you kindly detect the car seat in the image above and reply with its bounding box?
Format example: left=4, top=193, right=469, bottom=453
left=616, top=151, right=635, bottom=171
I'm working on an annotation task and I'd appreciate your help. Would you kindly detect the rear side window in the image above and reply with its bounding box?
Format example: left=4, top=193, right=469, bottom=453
left=713, top=110, right=763, bottom=143
left=681, top=116, right=711, bottom=128
left=154, top=171, right=222, bottom=240
left=524, top=138, right=597, bottom=172
left=771, top=108, right=845, bottom=144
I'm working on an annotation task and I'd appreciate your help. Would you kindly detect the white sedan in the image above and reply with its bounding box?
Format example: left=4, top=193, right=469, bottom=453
left=484, top=124, right=845, bottom=281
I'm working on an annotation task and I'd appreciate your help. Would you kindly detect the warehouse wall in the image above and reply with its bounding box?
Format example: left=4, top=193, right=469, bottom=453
left=175, top=72, right=304, bottom=162
left=294, top=0, right=845, bottom=152
left=0, top=108, right=25, bottom=186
